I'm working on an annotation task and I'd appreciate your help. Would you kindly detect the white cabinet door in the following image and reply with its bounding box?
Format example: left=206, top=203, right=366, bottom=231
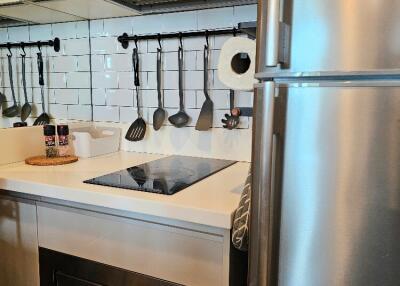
left=0, top=197, right=39, bottom=286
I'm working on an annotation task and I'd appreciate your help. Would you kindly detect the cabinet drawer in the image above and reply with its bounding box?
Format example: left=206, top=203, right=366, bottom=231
left=37, top=204, right=227, bottom=286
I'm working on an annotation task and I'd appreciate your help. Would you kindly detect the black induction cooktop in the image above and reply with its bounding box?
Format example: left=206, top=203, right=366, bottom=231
left=84, top=155, right=237, bottom=195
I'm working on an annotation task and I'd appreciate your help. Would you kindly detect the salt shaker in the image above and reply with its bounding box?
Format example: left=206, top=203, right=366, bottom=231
left=43, top=125, right=57, bottom=158
left=57, top=125, right=70, bottom=157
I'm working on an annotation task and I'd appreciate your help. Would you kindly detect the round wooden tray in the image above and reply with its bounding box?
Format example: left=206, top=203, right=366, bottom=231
left=25, top=155, right=79, bottom=166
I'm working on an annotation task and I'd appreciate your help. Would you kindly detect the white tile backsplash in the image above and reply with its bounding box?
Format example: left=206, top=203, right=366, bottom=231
left=197, top=7, right=235, bottom=29
left=93, top=71, right=118, bottom=88
left=68, top=105, right=92, bottom=121
left=93, top=105, right=119, bottom=122
left=67, top=72, right=91, bottom=88
left=0, top=5, right=256, bottom=161
left=52, top=56, right=77, bottom=72
left=30, top=25, right=52, bottom=41
left=105, top=54, right=132, bottom=72
left=55, top=89, right=79, bottom=104
left=104, top=17, right=132, bottom=37
left=64, top=38, right=90, bottom=55
left=52, top=22, right=77, bottom=39
left=106, top=89, right=134, bottom=106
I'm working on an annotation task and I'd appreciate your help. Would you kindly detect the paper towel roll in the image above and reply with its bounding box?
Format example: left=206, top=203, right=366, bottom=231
left=217, top=37, right=257, bottom=91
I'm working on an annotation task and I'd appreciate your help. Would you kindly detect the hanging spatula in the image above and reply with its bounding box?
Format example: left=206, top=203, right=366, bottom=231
left=195, top=44, right=213, bottom=131
left=125, top=46, right=146, bottom=141
left=33, top=50, right=50, bottom=126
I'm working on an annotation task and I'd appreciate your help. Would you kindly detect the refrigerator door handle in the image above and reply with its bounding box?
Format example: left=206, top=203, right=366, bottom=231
left=249, top=81, right=280, bottom=286
left=266, top=0, right=281, bottom=67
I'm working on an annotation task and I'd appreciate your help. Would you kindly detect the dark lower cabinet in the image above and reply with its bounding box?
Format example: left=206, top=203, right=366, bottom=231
left=39, top=248, right=181, bottom=286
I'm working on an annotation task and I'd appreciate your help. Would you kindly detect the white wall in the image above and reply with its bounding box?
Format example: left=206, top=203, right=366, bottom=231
left=0, top=5, right=257, bottom=161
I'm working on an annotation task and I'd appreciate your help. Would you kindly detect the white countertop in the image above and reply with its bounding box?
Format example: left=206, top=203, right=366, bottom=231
left=0, top=151, right=250, bottom=229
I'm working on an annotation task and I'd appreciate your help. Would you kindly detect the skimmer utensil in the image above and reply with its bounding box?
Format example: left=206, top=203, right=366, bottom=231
left=195, top=43, right=213, bottom=131
left=125, top=46, right=146, bottom=141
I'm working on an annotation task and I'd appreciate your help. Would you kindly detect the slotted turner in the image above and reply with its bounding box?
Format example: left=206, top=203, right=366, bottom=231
left=195, top=44, right=213, bottom=131
left=125, top=47, right=146, bottom=142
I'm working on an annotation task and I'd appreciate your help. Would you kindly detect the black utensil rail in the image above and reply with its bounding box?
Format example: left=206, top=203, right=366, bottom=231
left=0, top=37, right=61, bottom=52
left=117, top=22, right=256, bottom=49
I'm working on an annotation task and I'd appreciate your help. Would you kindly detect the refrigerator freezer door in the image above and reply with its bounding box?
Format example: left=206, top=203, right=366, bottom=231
left=277, top=83, right=400, bottom=286
left=256, top=0, right=400, bottom=77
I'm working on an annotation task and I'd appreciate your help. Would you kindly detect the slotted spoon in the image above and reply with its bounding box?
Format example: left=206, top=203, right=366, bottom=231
left=125, top=47, right=146, bottom=141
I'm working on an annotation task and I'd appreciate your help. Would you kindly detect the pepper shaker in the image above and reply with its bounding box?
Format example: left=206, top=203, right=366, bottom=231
left=43, top=125, right=58, bottom=158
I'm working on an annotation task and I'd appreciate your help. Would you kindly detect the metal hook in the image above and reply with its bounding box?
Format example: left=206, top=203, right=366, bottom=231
left=205, top=30, right=209, bottom=47
left=37, top=41, right=42, bottom=52
left=157, top=33, right=162, bottom=49
left=134, top=35, right=138, bottom=49
left=20, top=42, right=26, bottom=57
left=7, top=43, right=12, bottom=57
left=179, top=33, right=183, bottom=49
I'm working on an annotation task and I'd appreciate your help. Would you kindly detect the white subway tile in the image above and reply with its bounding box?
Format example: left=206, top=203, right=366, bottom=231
left=68, top=105, right=92, bottom=121
left=141, top=89, right=158, bottom=107
left=49, top=104, right=68, bottom=119
left=145, top=72, right=156, bottom=89
left=120, top=106, right=137, bottom=123
left=93, top=106, right=119, bottom=122
left=76, top=21, right=90, bottom=38
left=92, top=88, right=106, bottom=105
left=117, top=72, right=134, bottom=89
left=91, top=55, right=105, bottom=71
left=235, top=91, right=253, bottom=107
left=184, top=70, right=203, bottom=90
left=104, top=17, right=132, bottom=36
left=211, top=70, right=227, bottom=89
left=197, top=49, right=220, bottom=70
left=30, top=24, right=52, bottom=41
left=0, top=28, right=8, bottom=42
left=141, top=53, right=157, bottom=72
left=183, top=36, right=208, bottom=51
left=93, top=71, right=118, bottom=88
left=55, top=89, right=79, bottom=104
left=52, top=22, right=77, bottom=39
left=162, top=51, right=178, bottom=71
left=197, top=89, right=229, bottom=109
left=184, top=51, right=197, bottom=71
left=67, top=72, right=90, bottom=88
left=53, top=56, right=77, bottom=72
left=106, top=89, right=134, bottom=106
left=8, top=26, right=29, bottom=42
left=164, top=89, right=196, bottom=109
left=48, top=73, right=67, bottom=88
left=132, top=14, right=163, bottom=35
left=64, top=38, right=90, bottom=55
left=77, top=56, right=90, bottom=71
left=163, top=71, right=178, bottom=89
left=89, top=20, right=104, bottom=37
left=161, top=11, right=197, bottom=33
left=118, top=71, right=146, bottom=89
left=48, top=89, right=56, bottom=104
left=197, top=7, right=234, bottom=29
left=233, top=5, right=257, bottom=23
left=161, top=38, right=179, bottom=52
left=78, top=89, right=91, bottom=105
left=105, top=54, right=131, bottom=72
left=214, top=35, right=232, bottom=50
left=91, top=37, right=118, bottom=55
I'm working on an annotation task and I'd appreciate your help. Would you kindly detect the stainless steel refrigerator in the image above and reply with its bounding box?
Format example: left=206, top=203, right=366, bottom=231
left=249, top=1, right=400, bottom=285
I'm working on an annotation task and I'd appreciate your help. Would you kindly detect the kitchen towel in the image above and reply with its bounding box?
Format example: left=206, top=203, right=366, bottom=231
left=217, top=37, right=257, bottom=91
